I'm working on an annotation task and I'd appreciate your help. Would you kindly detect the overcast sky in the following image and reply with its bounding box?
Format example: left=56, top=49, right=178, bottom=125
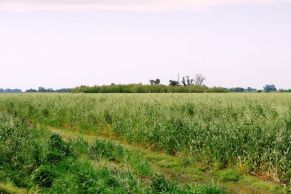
left=0, top=0, right=291, bottom=90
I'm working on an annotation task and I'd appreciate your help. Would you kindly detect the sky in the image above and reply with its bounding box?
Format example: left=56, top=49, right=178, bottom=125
left=0, top=0, right=291, bottom=90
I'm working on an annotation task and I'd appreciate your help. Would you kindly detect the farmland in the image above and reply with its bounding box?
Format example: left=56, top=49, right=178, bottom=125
left=0, top=93, right=290, bottom=193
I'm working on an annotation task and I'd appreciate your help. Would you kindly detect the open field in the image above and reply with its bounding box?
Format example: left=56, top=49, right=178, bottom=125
left=0, top=93, right=290, bottom=193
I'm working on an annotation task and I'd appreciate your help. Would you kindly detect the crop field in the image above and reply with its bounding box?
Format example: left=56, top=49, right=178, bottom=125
left=0, top=93, right=290, bottom=194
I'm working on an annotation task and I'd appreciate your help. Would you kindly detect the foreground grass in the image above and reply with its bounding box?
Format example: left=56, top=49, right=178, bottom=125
left=49, top=126, right=289, bottom=194
left=0, top=112, right=225, bottom=193
left=0, top=93, right=290, bottom=193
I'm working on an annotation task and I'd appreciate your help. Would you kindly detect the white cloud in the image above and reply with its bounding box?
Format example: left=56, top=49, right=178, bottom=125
left=0, top=0, right=290, bottom=12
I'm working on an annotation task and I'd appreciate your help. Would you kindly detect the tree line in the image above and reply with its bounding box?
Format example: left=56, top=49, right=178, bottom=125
left=0, top=88, right=22, bottom=93
left=0, top=74, right=289, bottom=93
left=72, top=74, right=286, bottom=93
left=25, top=87, right=71, bottom=93
left=72, top=84, right=228, bottom=93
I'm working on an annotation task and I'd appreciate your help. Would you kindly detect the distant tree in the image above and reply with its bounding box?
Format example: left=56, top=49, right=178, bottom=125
left=150, top=79, right=161, bottom=85
left=47, top=88, right=54, bottom=92
left=36, top=87, right=56, bottom=92
left=149, top=80, right=155, bottom=85
left=246, top=87, right=257, bottom=92
left=263, top=85, right=277, bottom=92
left=194, top=74, right=206, bottom=86
left=26, top=89, right=38, bottom=92
left=155, top=79, right=161, bottom=85
left=38, top=87, right=46, bottom=92
left=55, top=88, right=71, bottom=93
left=181, top=77, right=187, bottom=86
left=208, top=87, right=228, bottom=93
left=170, top=74, right=205, bottom=86
left=186, top=76, right=191, bottom=86
left=278, top=88, right=291, bottom=93
left=230, top=87, right=245, bottom=92
left=169, top=80, right=180, bottom=86
left=190, top=78, right=194, bottom=85
left=0, top=88, right=22, bottom=93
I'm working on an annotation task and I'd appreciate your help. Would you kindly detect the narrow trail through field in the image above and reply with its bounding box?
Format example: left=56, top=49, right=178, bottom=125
left=0, top=183, right=27, bottom=194
left=48, top=126, right=287, bottom=194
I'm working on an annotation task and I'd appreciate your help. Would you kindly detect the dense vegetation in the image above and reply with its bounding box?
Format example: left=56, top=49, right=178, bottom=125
left=0, top=88, right=22, bottom=93
left=0, top=111, right=225, bottom=193
left=2, top=83, right=291, bottom=94
left=0, top=93, right=290, bottom=189
left=72, top=84, right=228, bottom=93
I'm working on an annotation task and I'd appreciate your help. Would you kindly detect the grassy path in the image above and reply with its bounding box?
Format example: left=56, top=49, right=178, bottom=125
left=0, top=183, right=27, bottom=194
left=48, top=126, right=288, bottom=194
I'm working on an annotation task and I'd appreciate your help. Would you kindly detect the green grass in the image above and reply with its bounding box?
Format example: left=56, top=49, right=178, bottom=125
left=0, top=112, right=226, bottom=193
left=49, top=126, right=290, bottom=194
left=218, top=169, right=240, bottom=182
left=0, top=93, right=290, bottom=193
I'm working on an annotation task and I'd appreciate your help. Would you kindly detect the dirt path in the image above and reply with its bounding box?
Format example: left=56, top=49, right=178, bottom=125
left=0, top=183, right=27, bottom=194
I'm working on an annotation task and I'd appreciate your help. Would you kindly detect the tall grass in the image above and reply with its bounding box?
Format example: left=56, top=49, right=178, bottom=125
left=0, top=112, right=225, bottom=193
left=0, top=93, right=290, bottom=184
left=89, top=139, right=152, bottom=176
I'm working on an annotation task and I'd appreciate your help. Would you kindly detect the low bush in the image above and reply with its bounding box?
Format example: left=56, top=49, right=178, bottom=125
left=218, top=170, right=240, bottom=182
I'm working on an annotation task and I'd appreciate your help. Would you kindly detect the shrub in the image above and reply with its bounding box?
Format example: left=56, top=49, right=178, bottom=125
left=46, top=134, right=73, bottom=164
left=32, top=165, right=56, bottom=188
left=219, top=169, right=240, bottom=182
